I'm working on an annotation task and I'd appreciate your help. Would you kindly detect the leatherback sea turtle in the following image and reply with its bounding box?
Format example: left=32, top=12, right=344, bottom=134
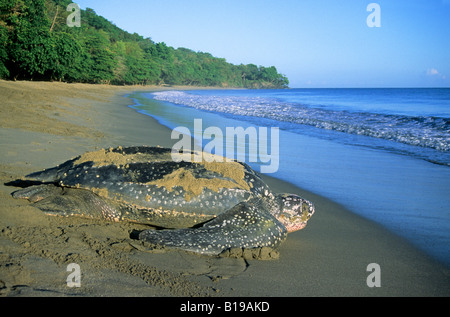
left=11, top=146, right=315, bottom=256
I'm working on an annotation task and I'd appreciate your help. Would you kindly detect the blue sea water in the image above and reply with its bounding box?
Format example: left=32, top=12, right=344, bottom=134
left=129, top=88, right=450, bottom=266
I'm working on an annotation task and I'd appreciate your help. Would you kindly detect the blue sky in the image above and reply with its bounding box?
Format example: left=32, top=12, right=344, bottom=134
left=75, top=0, right=450, bottom=88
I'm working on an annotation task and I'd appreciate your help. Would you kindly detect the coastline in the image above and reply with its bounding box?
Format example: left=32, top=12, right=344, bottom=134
left=0, top=80, right=448, bottom=297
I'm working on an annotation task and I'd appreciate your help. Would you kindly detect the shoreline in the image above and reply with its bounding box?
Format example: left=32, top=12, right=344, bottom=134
left=0, top=80, right=449, bottom=296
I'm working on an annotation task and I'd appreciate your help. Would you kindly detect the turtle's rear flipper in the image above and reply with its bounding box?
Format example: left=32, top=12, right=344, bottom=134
left=13, top=184, right=122, bottom=221
left=138, top=200, right=288, bottom=256
left=13, top=184, right=62, bottom=202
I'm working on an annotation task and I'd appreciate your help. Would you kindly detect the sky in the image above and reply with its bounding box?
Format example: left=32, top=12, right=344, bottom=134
left=74, top=0, right=450, bottom=88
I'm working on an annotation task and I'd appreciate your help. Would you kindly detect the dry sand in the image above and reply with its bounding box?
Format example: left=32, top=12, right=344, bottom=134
left=0, top=80, right=449, bottom=297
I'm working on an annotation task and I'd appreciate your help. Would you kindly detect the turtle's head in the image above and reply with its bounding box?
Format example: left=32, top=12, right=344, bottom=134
left=274, top=194, right=315, bottom=233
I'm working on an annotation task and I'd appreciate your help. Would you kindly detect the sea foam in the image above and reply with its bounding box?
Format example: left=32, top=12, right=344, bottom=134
left=152, top=91, right=450, bottom=153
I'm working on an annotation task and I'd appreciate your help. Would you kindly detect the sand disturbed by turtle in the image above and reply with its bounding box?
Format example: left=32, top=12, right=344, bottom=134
left=10, top=146, right=314, bottom=258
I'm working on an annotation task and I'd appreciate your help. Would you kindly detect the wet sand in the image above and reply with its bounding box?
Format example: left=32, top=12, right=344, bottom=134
left=0, top=80, right=449, bottom=297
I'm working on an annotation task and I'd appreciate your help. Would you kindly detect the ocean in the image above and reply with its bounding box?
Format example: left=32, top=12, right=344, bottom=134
left=128, top=88, right=450, bottom=266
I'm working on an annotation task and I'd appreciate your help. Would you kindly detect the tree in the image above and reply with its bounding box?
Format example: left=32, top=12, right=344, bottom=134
left=2, top=0, right=55, bottom=79
left=81, top=28, right=115, bottom=83
left=119, top=41, right=156, bottom=85
left=51, top=31, right=83, bottom=81
left=0, top=22, right=9, bottom=78
left=0, top=0, right=290, bottom=87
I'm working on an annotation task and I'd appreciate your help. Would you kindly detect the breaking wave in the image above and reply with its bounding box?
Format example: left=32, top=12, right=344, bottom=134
left=152, top=91, right=450, bottom=152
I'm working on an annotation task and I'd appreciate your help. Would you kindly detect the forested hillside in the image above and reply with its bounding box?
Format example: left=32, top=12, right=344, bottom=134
left=0, top=0, right=289, bottom=88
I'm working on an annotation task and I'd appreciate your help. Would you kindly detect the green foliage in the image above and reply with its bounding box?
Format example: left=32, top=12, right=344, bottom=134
left=0, top=23, right=9, bottom=78
left=0, top=0, right=289, bottom=88
left=1, top=0, right=54, bottom=79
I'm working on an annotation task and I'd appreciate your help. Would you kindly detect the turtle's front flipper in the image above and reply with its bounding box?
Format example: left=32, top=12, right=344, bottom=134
left=138, top=200, right=288, bottom=256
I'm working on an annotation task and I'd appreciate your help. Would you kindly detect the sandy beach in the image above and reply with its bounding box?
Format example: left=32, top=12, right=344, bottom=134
left=0, top=80, right=449, bottom=297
